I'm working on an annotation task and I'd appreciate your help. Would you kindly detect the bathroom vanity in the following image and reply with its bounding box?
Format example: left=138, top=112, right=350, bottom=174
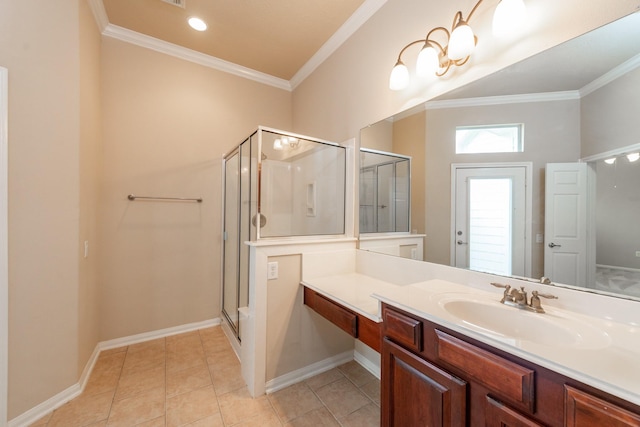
left=301, top=249, right=640, bottom=426
left=381, top=303, right=640, bottom=426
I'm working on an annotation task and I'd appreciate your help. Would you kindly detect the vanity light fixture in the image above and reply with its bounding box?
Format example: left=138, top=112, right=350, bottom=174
left=627, top=152, right=640, bottom=162
left=188, top=17, right=207, bottom=31
left=389, top=0, right=526, bottom=90
left=604, top=158, right=617, bottom=165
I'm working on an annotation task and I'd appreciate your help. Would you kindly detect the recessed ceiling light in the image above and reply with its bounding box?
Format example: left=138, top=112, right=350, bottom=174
left=188, top=17, right=207, bottom=31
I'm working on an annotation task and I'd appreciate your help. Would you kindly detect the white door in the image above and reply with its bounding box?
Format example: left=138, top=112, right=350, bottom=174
left=453, top=166, right=527, bottom=276
left=544, top=163, right=588, bottom=286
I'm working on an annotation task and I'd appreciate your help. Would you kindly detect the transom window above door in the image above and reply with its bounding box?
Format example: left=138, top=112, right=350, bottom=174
left=456, top=124, right=524, bottom=154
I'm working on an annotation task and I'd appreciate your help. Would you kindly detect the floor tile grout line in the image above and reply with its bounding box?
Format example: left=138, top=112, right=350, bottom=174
left=302, top=370, right=376, bottom=427
left=163, top=337, right=167, bottom=426
left=106, top=345, right=129, bottom=426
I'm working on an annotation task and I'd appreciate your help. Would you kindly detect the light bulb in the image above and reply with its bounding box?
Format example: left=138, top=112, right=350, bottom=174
left=627, top=152, right=640, bottom=162
left=273, top=139, right=283, bottom=151
left=416, top=44, right=440, bottom=77
left=448, top=22, right=475, bottom=61
left=389, top=61, right=410, bottom=90
left=188, top=17, right=208, bottom=31
left=604, top=158, right=616, bottom=165
left=493, top=0, right=526, bottom=38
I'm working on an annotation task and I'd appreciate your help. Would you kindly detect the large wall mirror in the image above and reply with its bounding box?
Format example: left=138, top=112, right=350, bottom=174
left=359, top=11, right=640, bottom=301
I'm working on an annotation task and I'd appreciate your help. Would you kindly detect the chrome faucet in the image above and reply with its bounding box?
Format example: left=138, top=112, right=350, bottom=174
left=490, top=283, right=558, bottom=313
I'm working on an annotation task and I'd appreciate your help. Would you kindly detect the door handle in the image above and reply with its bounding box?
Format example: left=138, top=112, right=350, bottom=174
left=548, top=242, right=561, bottom=248
left=457, top=240, right=468, bottom=245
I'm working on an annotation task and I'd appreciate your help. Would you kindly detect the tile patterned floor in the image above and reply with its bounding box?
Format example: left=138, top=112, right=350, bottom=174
left=29, top=326, right=380, bottom=426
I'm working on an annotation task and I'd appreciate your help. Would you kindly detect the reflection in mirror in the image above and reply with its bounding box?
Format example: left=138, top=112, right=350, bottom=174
left=358, top=11, right=640, bottom=300
left=591, top=148, right=640, bottom=298
left=359, top=149, right=411, bottom=233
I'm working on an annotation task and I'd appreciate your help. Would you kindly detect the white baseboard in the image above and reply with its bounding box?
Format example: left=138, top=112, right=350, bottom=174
left=98, top=318, right=220, bottom=351
left=264, top=350, right=354, bottom=394
left=8, top=383, right=83, bottom=427
left=354, top=349, right=381, bottom=380
left=8, top=318, right=221, bottom=427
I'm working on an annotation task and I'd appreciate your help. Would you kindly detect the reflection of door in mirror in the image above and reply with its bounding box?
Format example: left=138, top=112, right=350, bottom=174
left=452, top=165, right=529, bottom=277
left=544, top=163, right=589, bottom=288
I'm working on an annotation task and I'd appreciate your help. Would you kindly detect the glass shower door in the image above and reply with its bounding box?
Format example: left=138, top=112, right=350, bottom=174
left=222, top=150, right=240, bottom=335
left=222, top=140, right=253, bottom=341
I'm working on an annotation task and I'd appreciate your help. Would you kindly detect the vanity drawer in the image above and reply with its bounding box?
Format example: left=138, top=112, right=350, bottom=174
left=383, top=306, right=423, bottom=353
left=565, top=385, right=640, bottom=426
left=304, top=287, right=357, bottom=338
left=435, top=330, right=535, bottom=414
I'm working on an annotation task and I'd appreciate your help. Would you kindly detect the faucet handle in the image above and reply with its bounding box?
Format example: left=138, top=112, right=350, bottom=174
left=529, top=290, right=558, bottom=313
left=532, top=290, right=558, bottom=300
left=490, top=282, right=509, bottom=289
left=490, top=282, right=512, bottom=303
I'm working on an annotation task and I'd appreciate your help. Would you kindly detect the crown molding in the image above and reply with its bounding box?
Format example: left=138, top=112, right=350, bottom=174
left=87, top=0, right=109, bottom=32
left=289, top=0, right=388, bottom=89
left=580, top=52, right=640, bottom=97
left=102, top=24, right=292, bottom=91
left=580, top=142, right=640, bottom=163
left=424, top=91, right=581, bottom=110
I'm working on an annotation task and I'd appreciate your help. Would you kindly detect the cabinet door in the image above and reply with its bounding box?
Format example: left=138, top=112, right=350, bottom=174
left=382, top=338, right=467, bottom=427
left=485, top=395, right=544, bottom=427
left=565, top=385, right=640, bottom=427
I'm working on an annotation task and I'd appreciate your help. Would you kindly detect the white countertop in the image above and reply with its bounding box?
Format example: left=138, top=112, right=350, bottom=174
left=302, top=274, right=640, bottom=407
left=301, top=273, right=396, bottom=322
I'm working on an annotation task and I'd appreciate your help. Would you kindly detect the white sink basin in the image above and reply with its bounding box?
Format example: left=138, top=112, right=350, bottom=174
left=438, top=295, right=611, bottom=349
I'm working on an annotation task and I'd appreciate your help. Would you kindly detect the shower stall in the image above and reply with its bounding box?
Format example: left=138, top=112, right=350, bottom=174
left=359, top=149, right=410, bottom=233
left=222, top=127, right=347, bottom=341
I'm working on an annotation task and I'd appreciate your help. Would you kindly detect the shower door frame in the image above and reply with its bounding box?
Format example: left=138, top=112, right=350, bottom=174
left=221, top=135, right=256, bottom=341
left=222, top=147, right=241, bottom=339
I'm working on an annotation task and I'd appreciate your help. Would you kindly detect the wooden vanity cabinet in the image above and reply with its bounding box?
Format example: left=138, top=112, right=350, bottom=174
left=382, top=337, right=467, bottom=426
left=381, top=303, right=640, bottom=427
left=303, top=286, right=381, bottom=352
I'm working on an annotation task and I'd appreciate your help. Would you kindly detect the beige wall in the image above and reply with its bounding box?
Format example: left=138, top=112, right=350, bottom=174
left=359, top=120, right=392, bottom=152
left=99, top=38, right=292, bottom=340
left=292, top=0, right=638, bottom=142
left=581, top=67, right=640, bottom=157
left=78, top=0, right=103, bottom=378
left=393, top=112, right=425, bottom=238
left=266, top=254, right=353, bottom=381
left=0, top=1, right=97, bottom=418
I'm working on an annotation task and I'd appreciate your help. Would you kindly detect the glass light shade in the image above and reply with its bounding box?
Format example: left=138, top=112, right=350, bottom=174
left=273, top=139, right=283, bottom=150
left=627, top=152, right=640, bottom=162
left=493, top=0, right=527, bottom=38
left=188, top=17, right=208, bottom=31
left=604, top=158, right=616, bottom=165
left=416, top=44, right=440, bottom=77
left=448, top=22, right=475, bottom=60
left=389, top=61, right=410, bottom=90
